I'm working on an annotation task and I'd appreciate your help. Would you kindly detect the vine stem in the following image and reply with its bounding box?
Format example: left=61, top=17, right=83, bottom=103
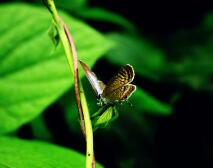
left=43, top=0, right=95, bottom=167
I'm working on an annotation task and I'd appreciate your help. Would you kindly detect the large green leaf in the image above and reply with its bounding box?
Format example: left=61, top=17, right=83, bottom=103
left=0, top=3, right=112, bottom=134
left=0, top=136, right=103, bottom=168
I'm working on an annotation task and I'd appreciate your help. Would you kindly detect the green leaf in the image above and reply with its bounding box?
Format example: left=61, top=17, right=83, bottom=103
left=94, top=108, right=113, bottom=125
left=76, top=8, right=136, bottom=33
left=203, top=12, right=213, bottom=29
left=0, top=3, right=112, bottom=134
left=92, top=106, right=118, bottom=130
left=168, top=12, right=213, bottom=90
left=0, top=136, right=103, bottom=168
left=106, top=33, right=167, bottom=81
left=55, top=0, right=87, bottom=11
left=30, top=115, right=52, bottom=141
left=108, top=87, right=172, bottom=118
left=131, top=87, right=172, bottom=116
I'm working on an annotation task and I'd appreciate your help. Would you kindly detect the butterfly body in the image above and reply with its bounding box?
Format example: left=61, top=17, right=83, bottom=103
left=80, top=61, right=136, bottom=106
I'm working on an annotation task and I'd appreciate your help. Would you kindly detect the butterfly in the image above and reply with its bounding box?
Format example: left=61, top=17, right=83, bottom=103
left=80, top=61, right=136, bottom=106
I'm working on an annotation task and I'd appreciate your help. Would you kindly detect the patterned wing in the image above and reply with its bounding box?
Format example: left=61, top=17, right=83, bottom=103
left=80, top=60, right=105, bottom=96
left=102, top=64, right=135, bottom=97
left=104, top=84, right=136, bottom=102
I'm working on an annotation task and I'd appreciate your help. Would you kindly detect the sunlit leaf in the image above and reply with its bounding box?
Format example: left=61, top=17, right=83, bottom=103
left=0, top=3, right=112, bottom=134
left=92, top=106, right=118, bottom=130
left=0, top=136, right=103, bottom=168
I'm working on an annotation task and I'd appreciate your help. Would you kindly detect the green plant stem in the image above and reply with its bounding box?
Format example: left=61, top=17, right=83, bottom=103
left=44, top=0, right=95, bottom=167
left=45, top=0, right=74, bottom=75
left=80, top=84, right=95, bottom=168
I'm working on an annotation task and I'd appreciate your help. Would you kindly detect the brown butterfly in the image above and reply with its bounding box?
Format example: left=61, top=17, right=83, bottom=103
left=80, top=61, right=136, bottom=106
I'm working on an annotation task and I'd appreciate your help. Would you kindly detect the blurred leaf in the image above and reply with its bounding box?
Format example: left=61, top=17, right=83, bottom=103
left=30, top=115, right=52, bottom=141
left=106, top=33, right=167, bottom=81
left=0, top=136, right=103, bottom=168
left=0, top=3, right=113, bottom=134
left=203, top=12, right=213, bottom=29
left=76, top=8, right=136, bottom=33
left=131, top=87, right=172, bottom=116
left=55, top=0, right=87, bottom=11
left=168, top=12, right=213, bottom=90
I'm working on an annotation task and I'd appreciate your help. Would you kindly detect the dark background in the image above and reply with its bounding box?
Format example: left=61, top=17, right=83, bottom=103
left=82, top=1, right=213, bottom=167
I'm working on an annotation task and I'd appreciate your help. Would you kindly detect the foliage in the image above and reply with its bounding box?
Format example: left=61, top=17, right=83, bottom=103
left=0, top=3, right=112, bottom=134
left=106, top=33, right=167, bottom=81
left=0, top=0, right=212, bottom=168
left=167, top=12, right=213, bottom=90
left=0, top=136, right=103, bottom=168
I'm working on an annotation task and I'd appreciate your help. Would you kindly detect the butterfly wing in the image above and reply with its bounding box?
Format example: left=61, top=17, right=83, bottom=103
left=80, top=61, right=105, bottom=96
left=104, top=84, right=136, bottom=102
left=102, top=64, right=135, bottom=97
